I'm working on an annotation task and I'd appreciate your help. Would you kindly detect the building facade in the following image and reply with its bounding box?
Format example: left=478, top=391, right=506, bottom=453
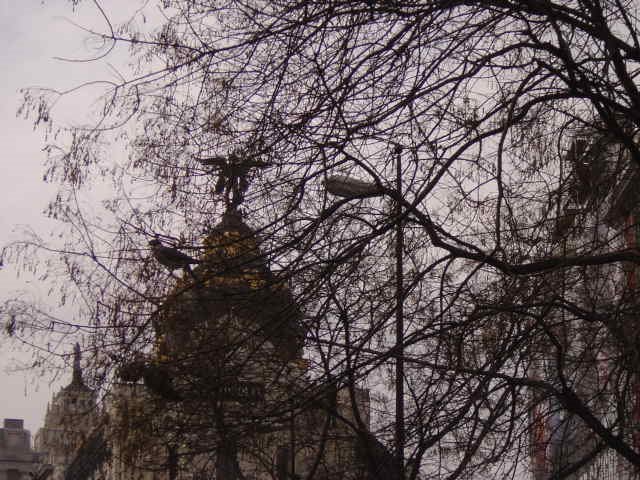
left=35, top=345, right=99, bottom=480
left=34, top=210, right=383, bottom=480
left=0, top=418, right=43, bottom=480
left=527, top=132, right=640, bottom=479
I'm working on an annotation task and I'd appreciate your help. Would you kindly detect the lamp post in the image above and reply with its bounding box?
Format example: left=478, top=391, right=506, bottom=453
left=324, top=147, right=404, bottom=479
left=393, top=146, right=404, bottom=480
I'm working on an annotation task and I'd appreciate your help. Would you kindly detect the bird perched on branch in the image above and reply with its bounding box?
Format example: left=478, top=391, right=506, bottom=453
left=149, top=238, right=200, bottom=273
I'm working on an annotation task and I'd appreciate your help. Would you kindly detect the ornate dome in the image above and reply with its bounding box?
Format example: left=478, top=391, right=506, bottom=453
left=155, top=209, right=305, bottom=363
left=197, top=209, right=272, bottom=291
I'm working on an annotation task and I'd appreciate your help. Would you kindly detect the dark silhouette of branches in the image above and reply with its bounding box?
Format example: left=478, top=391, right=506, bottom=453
left=7, top=1, right=640, bottom=479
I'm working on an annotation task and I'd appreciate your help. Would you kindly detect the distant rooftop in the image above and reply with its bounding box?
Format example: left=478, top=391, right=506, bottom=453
left=3, top=419, right=24, bottom=430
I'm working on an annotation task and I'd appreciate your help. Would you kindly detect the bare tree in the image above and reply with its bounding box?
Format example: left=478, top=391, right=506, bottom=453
left=7, top=1, right=640, bottom=478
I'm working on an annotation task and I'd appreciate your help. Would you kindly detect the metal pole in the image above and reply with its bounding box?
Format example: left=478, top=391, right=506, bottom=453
left=290, top=403, right=296, bottom=479
left=394, top=145, right=405, bottom=479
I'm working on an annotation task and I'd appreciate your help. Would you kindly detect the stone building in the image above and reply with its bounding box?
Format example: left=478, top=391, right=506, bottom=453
left=35, top=209, right=389, bottom=480
left=0, top=418, right=43, bottom=480
left=527, top=133, right=640, bottom=480
left=35, top=344, right=102, bottom=480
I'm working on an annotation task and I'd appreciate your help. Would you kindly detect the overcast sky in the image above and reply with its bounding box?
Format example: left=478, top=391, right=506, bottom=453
left=0, top=0, right=142, bottom=435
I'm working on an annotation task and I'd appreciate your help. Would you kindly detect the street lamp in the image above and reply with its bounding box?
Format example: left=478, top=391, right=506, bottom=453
left=323, top=174, right=386, bottom=198
left=323, top=150, right=405, bottom=479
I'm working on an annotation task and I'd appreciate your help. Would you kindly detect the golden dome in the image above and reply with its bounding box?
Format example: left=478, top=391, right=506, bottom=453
left=196, top=209, right=270, bottom=292
left=154, top=209, right=305, bottom=362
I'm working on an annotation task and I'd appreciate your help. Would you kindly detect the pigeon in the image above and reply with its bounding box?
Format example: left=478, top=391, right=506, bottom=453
left=149, top=239, right=200, bottom=272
